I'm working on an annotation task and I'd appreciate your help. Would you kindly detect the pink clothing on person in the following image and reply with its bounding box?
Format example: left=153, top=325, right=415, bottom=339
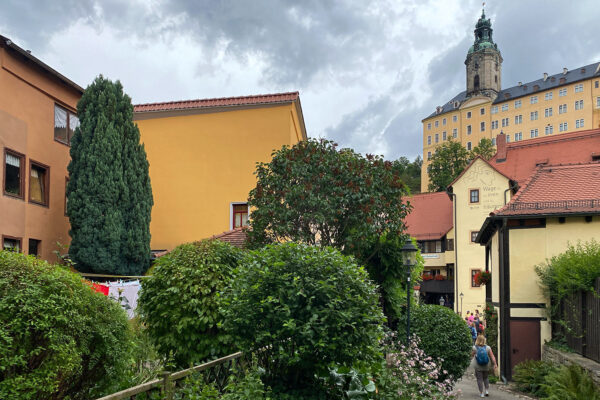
left=468, top=315, right=475, bottom=323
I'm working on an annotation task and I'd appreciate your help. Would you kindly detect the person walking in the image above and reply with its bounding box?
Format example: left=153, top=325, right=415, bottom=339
left=471, top=334, right=497, bottom=398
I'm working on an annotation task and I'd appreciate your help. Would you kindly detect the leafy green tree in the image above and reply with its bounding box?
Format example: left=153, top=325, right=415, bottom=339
left=470, top=138, right=495, bottom=160
left=397, top=155, right=422, bottom=194
left=427, top=139, right=471, bottom=192
left=0, top=250, right=133, bottom=400
left=139, top=240, right=242, bottom=367
left=222, top=243, right=384, bottom=391
left=67, top=76, right=153, bottom=275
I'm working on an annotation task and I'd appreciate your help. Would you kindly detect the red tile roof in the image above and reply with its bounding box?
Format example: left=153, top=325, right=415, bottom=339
left=491, top=128, right=600, bottom=185
left=134, top=92, right=300, bottom=113
left=405, top=192, right=453, bottom=240
left=209, top=227, right=248, bottom=248
left=491, top=163, right=600, bottom=217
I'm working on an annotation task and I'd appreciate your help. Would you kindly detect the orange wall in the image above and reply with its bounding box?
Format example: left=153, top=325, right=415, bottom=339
left=0, top=46, right=81, bottom=261
left=135, top=104, right=304, bottom=250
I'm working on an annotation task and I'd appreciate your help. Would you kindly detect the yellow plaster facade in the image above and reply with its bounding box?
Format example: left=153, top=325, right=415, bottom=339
left=134, top=100, right=306, bottom=251
left=449, top=158, right=510, bottom=315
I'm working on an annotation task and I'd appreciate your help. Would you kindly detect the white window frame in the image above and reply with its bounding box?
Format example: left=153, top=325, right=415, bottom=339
left=530, top=96, right=538, bottom=104
left=514, top=100, right=522, bottom=109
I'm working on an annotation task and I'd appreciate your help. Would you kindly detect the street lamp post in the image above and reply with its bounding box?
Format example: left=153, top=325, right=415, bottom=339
left=460, top=292, right=464, bottom=316
left=401, top=240, right=418, bottom=344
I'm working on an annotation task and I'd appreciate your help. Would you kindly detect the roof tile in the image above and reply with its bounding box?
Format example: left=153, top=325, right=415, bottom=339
left=405, top=192, right=453, bottom=240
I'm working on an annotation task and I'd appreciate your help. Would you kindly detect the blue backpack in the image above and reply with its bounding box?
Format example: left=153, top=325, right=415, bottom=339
left=470, top=326, right=477, bottom=339
left=476, top=345, right=489, bottom=365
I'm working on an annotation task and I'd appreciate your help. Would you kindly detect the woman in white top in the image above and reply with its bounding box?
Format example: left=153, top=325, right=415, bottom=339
left=471, top=334, right=497, bottom=397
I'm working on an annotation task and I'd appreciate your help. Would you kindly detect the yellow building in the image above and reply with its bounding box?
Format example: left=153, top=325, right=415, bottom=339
left=133, top=93, right=307, bottom=251
left=477, top=162, right=600, bottom=380
left=421, top=10, right=600, bottom=191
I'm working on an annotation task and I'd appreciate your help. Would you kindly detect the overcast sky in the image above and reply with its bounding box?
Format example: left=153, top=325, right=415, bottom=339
left=1, top=1, right=598, bottom=160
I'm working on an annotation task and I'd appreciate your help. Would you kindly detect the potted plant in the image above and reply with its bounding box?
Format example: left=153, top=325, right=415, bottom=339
left=474, top=271, right=491, bottom=286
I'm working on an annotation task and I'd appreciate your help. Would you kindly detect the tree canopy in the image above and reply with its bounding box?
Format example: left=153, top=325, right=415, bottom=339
left=67, top=76, right=153, bottom=275
left=427, top=139, right=471, bottom=192
left=471, top=138, right=495, bottom=160
left=397, top=155, right=422, bottom=194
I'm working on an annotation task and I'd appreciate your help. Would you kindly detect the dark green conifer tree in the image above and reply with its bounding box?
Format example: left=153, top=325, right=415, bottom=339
left=67, top=76, right=153, bottom=275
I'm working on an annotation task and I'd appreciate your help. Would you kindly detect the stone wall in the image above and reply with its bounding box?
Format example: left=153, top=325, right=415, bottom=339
left=542, top=344, right=600, bottom=386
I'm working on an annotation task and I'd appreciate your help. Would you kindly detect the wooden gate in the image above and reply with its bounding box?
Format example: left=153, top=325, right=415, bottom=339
left=509, top=319, right=541, bottom=375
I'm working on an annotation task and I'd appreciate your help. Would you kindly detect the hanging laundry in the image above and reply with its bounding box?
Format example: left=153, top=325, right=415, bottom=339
left=107, top=280, right=141, bottom=319
left=86, top=281, right=109, bottom=296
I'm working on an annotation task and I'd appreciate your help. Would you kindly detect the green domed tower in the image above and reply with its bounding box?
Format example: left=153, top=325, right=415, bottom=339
left=465, top=8, right=502, bottom=97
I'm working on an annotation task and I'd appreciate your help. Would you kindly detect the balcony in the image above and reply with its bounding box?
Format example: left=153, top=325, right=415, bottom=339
left=420, top=277, right=454, bottom=294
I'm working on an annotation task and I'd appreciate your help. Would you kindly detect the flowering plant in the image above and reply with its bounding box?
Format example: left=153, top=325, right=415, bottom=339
left=474, top=271, right=491, bottom=286
left=378, top=334, right=457, bottom=399
left=421, top=274, right=434, bottom=281
left=434, top=274, right=446, bottom=281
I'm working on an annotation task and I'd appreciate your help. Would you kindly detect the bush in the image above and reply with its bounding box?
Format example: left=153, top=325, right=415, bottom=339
left=405, top=304, right=472, bottom=381
left=0, top=250, right=133, bottom=399
left=542, top=364, right=600, bottom=400
left=483, top=302, right=498, bottom=359
left=513, top=360, right=557, bottom=397
left=139, top=240, right=243, bottom=367
left=222, top=243, right=384, bottom=390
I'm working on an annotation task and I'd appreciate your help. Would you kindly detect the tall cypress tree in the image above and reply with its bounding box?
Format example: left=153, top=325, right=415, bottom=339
left=67, top=76, right=153, bottom=275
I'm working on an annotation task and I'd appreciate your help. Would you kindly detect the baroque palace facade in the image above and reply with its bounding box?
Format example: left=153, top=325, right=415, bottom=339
left=421, top=10, right=600, bottom=191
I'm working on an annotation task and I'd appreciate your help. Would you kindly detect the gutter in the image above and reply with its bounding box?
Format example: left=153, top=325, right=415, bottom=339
left=446, top=188, right=458, bottom=314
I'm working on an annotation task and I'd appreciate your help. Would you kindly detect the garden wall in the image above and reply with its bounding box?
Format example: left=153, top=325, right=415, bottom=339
left=542, top=344, right=600, bottom=386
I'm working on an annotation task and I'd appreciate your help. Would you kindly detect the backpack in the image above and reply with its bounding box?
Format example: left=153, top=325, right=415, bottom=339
left=475, top=345, right=489, bottom=366
left=470, top=326, right=477, bottom=339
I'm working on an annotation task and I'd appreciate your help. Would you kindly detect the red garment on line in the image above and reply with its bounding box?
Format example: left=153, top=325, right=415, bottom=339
left=91, top=282, right=109, bottom=296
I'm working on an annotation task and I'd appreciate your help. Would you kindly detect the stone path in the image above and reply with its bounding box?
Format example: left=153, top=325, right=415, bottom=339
left=453, top=373, right=534, bottom=399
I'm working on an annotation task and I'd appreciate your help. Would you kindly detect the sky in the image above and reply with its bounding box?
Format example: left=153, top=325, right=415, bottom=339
left=1, top=0, right=598, bottom=160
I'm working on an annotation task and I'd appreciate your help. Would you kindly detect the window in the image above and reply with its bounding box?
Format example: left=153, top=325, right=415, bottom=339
left=28, top=239, right=41, bottom=257
left=4, top=149, right=25, bottom=199
left=501, top=117, right=509, bottom=127
left=544, top=126, right=552, bottom=135
left=480, top=108, right=485, bottom=115
left=596, top=81, right=599, bottom=89
left=427, top=135, right=431, bottom=145
left=435, top=133, right=439, bottom=143
left=559, top=104, right=567, bottom=114
left=420, top=240, right=443, bottom=254
left=435, top=120, right=439, bottom=127
left=471, top=269, right=482, bottom=287
left=446, top=238, right=454, bottom=251
left=470, top=189, right=479, bottom=203
left=442, top=131, right=447, bottom=141
left=506, top=135, right=511, bottom=143
left=545, top=92, right=553, bottom=100
left=480, top=122, right=485, bottom=132
left=575, top=83, right=583, bottom=93
left=575, top=100, right=584, bottom=110
left=427, top=123, right=431, bottom=130
left=232, top=203, right=249, bottom=228
left=29, top=161, right=49, bottom=206
left=467, top=125, right=472, bottom=135
left=491, top=120, right=498, bottom=129
left=501, top=104, right=508, bottom=112
left=491, top=137, right=496, bottom=146
left=452, top=128, right=457, bottom=138
left=515, top=115, right=523, bottom=124
left=597, top=97, right=600, bottom=107
left=544, top=107, right=553, bottom=117
left=442, top=118, right=447, bottom=126
left=514, top=100, right=522, bottom=109
left=453, top=115, right=458, bottom=122
left=427, top=151, right=432, bottom=160
left=467, top=141, right=472, bottom=151
left=576, top=119, right=584, bottom=129
left=470, top=232, right=479, bottom=243
left=54, top=104, right=79, bottom=146
left=2, top=236, right=21, bottom=252
left=559, top=122, right=568, bottom=132
left=514, top=132, right=523, bottom=141
left=491, top=106, right=498, bottom=114
left=559, top=88, right=567, bottom=97
left=530, top=111, right=539, bottom=121
left=531, top=128, right=539, bottom=138
left=530, top=96, right=538, bottom=104
left=466, top=111, right=472, bottom=119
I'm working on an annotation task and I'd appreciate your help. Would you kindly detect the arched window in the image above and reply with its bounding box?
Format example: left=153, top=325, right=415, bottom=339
left=495, top=75, right=498, bottom=83
left=474, top=75, right=480, bottom=90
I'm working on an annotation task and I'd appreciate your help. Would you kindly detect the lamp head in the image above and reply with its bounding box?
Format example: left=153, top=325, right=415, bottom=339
left=401, top=239, right=418, bottom=267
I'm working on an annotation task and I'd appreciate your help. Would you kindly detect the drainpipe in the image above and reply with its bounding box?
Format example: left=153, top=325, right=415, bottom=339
left=446, top=189, right=458, bottom=314
left=503, top=181, right=518, bottom=205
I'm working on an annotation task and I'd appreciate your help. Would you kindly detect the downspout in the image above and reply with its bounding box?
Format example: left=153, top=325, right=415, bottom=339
left=503, top=180, right=518, bottom=205
left=446, top=189, right=458, bottom=314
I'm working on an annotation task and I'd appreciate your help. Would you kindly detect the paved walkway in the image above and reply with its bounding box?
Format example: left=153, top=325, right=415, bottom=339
left=453, top=373, right=534, bottom=399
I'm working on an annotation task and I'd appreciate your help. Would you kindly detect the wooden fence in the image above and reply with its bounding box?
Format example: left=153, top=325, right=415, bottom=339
left=96, top=350, right=254, bottom=400
left=554, top=277, right=600, bottom=363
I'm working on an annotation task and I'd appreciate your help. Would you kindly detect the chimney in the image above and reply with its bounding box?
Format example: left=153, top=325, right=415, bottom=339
left=496, top=132, right=507, bottom=162
left=543, top=72, right=548, bottom=81
left=563, top=68, right=568, bottom=75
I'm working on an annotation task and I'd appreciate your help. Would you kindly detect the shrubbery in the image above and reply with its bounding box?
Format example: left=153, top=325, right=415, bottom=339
left=404, top=304, right=472, bottom=381
left=0, top=251, right=133, bottom=399
left=139, top=240, right=242, bottom=367
left=514, top=360, right=599, bottom=399
left=513, top=360, right=557, bottom=397
left=222, top=243, right=385, bottom=392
